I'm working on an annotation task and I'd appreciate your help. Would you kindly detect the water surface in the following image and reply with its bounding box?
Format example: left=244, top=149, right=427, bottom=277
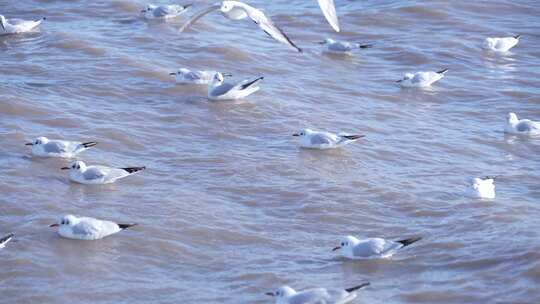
left=1, top=0, right=539, bottom=303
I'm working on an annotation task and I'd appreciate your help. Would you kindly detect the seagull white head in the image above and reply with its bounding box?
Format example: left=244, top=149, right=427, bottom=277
left=397, top=73, right=415, bottom=83
left=292, top=128, right=314, bottom=137
left=266, top=285, right=296, bottom=302
left=141, top=4, right=155, bottom=13
left=212, top=72, right=225, bottom=84
left=179, top=68, right=190, bottom=74
left=318, top=38, right=335, bottom=45
left=507, top=112, right=519, bottom=124
left=50, top=214, right=79, bottom=228
left=62, top=160, right=87, bottom=172
left=332, top=235, right=360, bottom=252
left=26, top=136, right=49, bottom=146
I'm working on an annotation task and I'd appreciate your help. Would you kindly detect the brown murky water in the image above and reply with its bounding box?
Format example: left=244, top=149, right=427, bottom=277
left=1, top=0, right=540, bottom=303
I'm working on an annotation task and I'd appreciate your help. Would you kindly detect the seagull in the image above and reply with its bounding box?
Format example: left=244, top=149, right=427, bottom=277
left=332, top=235, right=422, bottom=259
left=483, top=35, right=520, bottom=52
left=0, top=15, right=45, bottom=35
left=49, top=214, right=136, bottom=240
left=61, top=160, right=145, bottom=184
left=0, top=233, right=14, bottom=249
left=317, top=0, right=340, bottom=32
left=170, top=68, right=231, bottom=85
left=397, top=69, right=448, bottom=88
left=504, top=112, right=540, bottom=136
left=208, top=72, right=263, bottom=100
left=468, top=177, right=496, bottom=199
left=292, top=129, right=365, bottom=149
left=25, top=136, right=97, bottom=158
left=318, top=38, right=372, bottom=55
left=179, top=1, right=302, bottom=53
left=266, top=283, right=370, bottom=304
left=141, top=3, right=192, bottom=19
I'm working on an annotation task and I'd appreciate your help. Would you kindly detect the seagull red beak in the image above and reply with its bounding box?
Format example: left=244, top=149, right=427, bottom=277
left=292, top=133, right=300, bottom=137
left=332, top=246, right=341, bottom=251
left=25, top=143, right=33, bottom=146
left=265, top=292, right=275, bottom=296
left=49, top=223, right=59, bottom=227
left=61, top=167, right=70, bottom=170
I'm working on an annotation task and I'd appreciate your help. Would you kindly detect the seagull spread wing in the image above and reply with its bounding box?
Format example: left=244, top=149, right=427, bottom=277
left=318, top=0, right=340, bottom=32
left=179, top=4, right=221, bottom=32
left=241, top=3, right=302, bottom=52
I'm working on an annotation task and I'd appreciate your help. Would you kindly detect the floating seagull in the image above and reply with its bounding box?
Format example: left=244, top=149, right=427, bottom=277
left=0, top=233, right=14, bottom=249
left=332, top=235, right=422, bottom=259
left=483, top=35, right=520, bottom=52
left=208, top=72, right=263, bottom=100
left=0, top=15, right=45, bottom=35
left=61, top=160, right=145, bottom=184
left=50, top=214, right=136, bottom=240
left=468, top=177, right=496, bottom=199
left=397, top=69, right=448, bottom=88
left=318, top=38, right=372, bottom=55
left=170, top=68, right=231, bottom=85
left=317, top=0, right=340, bottom=32
left=179, top=1, right=302, bottom=52
left=504, top=112, right=540, bottom=136
left=25, top=137, right=97, bottom=158
left=292, top=129, right=365, bottom=149
left=266, top=283, right=370, bottom=304
left=141, top=3, right=192, bottom=19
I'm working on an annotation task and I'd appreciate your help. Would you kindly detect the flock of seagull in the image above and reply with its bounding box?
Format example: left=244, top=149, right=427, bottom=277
left=2, top=1, right=540, bottom=303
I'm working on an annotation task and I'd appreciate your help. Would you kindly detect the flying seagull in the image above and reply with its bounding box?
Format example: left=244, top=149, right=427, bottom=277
left=179, top=1, right=302, bottom=52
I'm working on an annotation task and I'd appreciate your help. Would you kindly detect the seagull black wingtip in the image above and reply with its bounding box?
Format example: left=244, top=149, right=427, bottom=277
left=0, top=233, right=14, bottom=244
left=437, top=68, right=449, bottom=74
left=121, top=166, right=146, bottom=174
left=239, top=76, right=264, bottom=90
left=342, top=134, right=365, bottom=140
left=82, top=141, right=98, bottom=148
left=118, top=223, right=137, bottom=230
left=345, top=282, right=370, bottom=292
left=397, top=236, right=422, bottom=247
